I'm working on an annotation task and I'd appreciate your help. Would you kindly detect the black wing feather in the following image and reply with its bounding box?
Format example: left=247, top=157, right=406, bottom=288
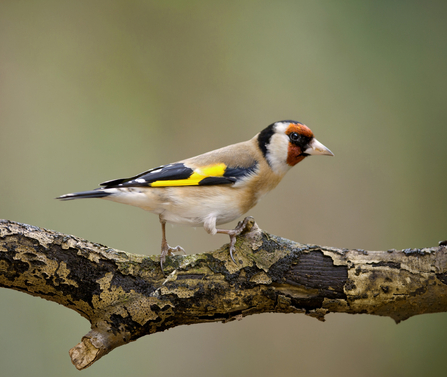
left=100, top=163, right=194, bottom=188
left=99, top=162, right=258, bottom=188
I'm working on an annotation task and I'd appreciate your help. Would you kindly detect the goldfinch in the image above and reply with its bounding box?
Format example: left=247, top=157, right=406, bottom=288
left=57, top=120, right=333, bottom=270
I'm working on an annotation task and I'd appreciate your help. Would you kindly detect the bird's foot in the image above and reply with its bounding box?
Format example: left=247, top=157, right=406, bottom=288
left=160, top=243, right=185, bottom=273
left=226, top=217, right=254, bottom=264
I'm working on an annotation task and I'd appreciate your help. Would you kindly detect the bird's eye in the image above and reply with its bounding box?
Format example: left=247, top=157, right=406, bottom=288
left=289, top=132, right=300, bottom=142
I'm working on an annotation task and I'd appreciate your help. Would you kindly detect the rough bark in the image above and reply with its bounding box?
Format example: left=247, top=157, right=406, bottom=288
left=1, top=218, right=447, bottom=370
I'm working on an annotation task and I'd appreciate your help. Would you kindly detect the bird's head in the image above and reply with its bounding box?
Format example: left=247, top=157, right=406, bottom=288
left=257, top=120, right=333, bottom=175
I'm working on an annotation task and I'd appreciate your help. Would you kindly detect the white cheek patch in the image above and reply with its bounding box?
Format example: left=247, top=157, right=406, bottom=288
left=274, top=122, right=289, bottom=134
left=266, top=128, right=291, bottom=175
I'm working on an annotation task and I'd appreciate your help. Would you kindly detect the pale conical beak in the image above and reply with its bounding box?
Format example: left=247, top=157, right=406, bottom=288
left=304, top=138, right=334, bottom=156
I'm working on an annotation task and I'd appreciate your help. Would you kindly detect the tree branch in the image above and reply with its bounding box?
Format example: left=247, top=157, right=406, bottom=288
left=1, top=219, right=447, bottom=370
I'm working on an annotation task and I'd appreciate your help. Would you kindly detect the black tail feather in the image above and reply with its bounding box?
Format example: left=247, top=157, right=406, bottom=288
left=56, top=189, right=112, bottom=201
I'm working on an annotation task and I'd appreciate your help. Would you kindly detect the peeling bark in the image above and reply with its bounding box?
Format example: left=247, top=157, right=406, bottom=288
left=1, top=219, right=447, bottom=370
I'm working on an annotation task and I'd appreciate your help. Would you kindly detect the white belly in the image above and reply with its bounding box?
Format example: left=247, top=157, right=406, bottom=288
left=103, top=186, right=246, bottom=227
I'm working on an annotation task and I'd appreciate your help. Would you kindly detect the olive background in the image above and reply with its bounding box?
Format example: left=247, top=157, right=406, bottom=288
left=1, top=1, right=447, bottom=376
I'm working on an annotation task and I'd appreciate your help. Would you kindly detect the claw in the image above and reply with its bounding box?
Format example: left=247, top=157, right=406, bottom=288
left=160, top=244, right=185, bottom=274
left=216, top=217, right=253, bottom=265
left=229, top=250, right=236, bottom=264
left=228, top=236, right=237, bottom=264
left=159, top=215, right=186, bottom=274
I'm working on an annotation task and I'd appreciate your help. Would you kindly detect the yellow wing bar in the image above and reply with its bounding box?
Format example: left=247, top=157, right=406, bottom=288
left=150, top=163, right=227, bottom=187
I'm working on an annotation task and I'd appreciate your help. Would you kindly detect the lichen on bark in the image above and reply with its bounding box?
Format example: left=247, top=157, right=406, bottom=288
left=1, top=218, right=447, bottom=370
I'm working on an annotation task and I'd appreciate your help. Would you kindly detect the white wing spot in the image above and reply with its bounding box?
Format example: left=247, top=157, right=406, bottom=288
left=149, top=168, right=162, bottom=174
left=136, top=178, right=146, bottom=183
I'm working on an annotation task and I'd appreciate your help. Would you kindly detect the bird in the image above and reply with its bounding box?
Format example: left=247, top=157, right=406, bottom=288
left=57, top=120, right=333, bottom=272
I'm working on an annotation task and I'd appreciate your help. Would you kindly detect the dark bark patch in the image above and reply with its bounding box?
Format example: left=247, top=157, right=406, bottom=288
left=410, top=286, right=427, bottom=296
left=436, top=273, right=447, bottom=285
left=284, top=250, right=348, bottom=299
left=176, top=274, right=205, bottom=280
left=290, top=297, right=325, bottom=312
left=0, top=256, right=29, bottom=282
left=345, top=279, right=356, bottom=291
left=370, top=261, right=401, bottom=269
left=110, top=271, right=157, bottom=296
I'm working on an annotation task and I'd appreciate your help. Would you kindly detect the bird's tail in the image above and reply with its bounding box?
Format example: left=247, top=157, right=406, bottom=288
left=56, top=188, right=112, bottom=201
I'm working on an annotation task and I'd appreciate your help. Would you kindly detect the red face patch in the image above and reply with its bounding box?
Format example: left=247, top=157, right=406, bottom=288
left=287, top=144, right=305, bottom=166
left=285, top=123, right=314, bottom=166
left=285, top=123, right=314, bottom=138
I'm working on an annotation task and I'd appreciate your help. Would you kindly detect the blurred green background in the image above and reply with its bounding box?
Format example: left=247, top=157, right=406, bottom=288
left=1, top=1, right=447, bottom=376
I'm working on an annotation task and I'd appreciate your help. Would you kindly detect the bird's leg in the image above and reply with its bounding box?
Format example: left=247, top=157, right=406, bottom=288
left=159, top=216, right=185, bottom=273
left=211, top=217, right=253, bottom=264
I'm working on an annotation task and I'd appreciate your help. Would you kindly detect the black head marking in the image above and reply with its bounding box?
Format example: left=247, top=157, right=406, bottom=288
left=257, top=123, right=276, bottom=159
left=257, top=120, right=304, bottom=159
left=288, top=132, right=312, bottom=152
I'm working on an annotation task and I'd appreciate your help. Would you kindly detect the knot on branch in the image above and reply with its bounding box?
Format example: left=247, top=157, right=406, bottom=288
left=69, top=325, right=129, bottom=370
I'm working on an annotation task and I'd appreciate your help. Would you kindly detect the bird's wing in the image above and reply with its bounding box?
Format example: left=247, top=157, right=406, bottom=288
left=100, top=161, right=258, bottom=188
